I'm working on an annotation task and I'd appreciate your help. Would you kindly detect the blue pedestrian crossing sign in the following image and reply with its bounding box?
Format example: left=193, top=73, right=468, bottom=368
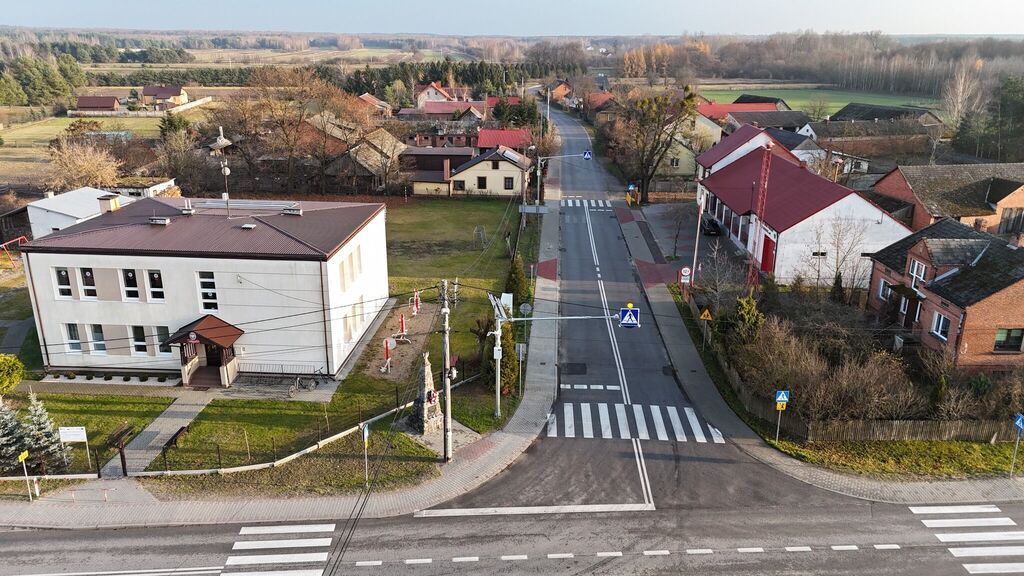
left=1015, top=413, right=1024, bottom=432
left=582, top=149, right=593, bottom=160
left=775, top=390, right=790, bottom=403
left=619, top=302, right=640, bottom=328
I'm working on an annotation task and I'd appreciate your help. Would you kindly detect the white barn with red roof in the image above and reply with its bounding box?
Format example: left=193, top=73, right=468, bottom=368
left=698, top=146, right=910, bottom=286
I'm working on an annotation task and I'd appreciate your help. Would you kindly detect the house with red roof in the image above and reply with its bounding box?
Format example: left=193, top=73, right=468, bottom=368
left=357, top=93, right=392, bottom=117
left=698, top=146, right=910, bottom=286
left=695, top=124, right=801, bottom=179
left=696, top=102, right=779, bottom=124
left=415, top=82, right=473, bottom=107
left=76, top=96, right=120, bottom=113
left=486, top=96, right=521, bottom=108
left=477, top=128, right=532, bottom=153
left=397, top=101, right=487, bottom=121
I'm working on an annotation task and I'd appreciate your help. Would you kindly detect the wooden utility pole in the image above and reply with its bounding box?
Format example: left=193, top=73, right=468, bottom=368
left=441, top=279, right=453, bottom=462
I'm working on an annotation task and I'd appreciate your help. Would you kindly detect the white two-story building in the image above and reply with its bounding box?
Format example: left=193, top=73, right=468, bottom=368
left=22, top=196, right=388, bottom=387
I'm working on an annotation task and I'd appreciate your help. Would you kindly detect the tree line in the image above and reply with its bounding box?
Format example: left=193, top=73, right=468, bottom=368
left=0, top=55, right=85, bottom=105
left=342, top=59, right=581, bottom=97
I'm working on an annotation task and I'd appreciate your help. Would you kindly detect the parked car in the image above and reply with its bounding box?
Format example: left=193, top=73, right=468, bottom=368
left=701, top=216, right=722, bottom=236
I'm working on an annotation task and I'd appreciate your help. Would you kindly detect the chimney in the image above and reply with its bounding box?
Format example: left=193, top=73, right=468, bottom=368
left=98, top=194, right=121, bottom=214
left=181, top=198, right=195, bottom=215
left=443, top=158, right=451, bottom=180
left=824, top=116, right=830, bottom=124
left=799, top=160, right=808, bottom=169
left=45, top=191, right=55, bottom=199
left=874, top=117, right=879, bottom=123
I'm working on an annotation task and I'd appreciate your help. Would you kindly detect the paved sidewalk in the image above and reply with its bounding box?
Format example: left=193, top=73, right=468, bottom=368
left=0, top=181, right=563, bottom=529
left=623, top=203, right=1024, bottom=504
left=1, top=318, right=34, bottom=355
left=101, top=393, right=213, bottom=476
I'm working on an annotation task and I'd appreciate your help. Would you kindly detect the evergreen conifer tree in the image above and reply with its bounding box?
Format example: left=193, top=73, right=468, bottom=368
left=0, top=399, right=27, bottom=474
left=829, top=271, right=845, bottom=304
left=23, top=393, right=70, bottom=474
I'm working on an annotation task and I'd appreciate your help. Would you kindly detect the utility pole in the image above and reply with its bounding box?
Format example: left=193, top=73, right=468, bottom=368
left=440, top=280, right=453, bottom=462
left=487, top=294, right=508, bottom=419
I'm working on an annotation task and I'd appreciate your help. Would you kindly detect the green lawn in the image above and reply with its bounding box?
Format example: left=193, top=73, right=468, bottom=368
left=0, top=272, right=32, bottom=321
left=3, top=393, right=175, bottom=474
left=0, top=117, right=163, bottom=146
left=452, top=378, right=522, bottom=434
left=698, top=88, right=942, bottom=115
left=18, top=326, right=43, bottom=373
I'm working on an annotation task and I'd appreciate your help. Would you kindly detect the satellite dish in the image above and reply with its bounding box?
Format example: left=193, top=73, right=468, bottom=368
left=519, top=303, right=533, bottom=316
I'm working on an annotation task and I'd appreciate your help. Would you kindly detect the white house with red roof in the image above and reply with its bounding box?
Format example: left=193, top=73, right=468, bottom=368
left=476, top=128, right=533, bottom=153
left=698, top=146, right=910, bottom=286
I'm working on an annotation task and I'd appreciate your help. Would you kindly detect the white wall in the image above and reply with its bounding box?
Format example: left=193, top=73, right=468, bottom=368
left=797, top=124, right=817, bottom=140
left=27, top=207, right=82, bottom=239
left=773, top=194, right=911, bottom=287
left=706, top=132, right=776, bottom=175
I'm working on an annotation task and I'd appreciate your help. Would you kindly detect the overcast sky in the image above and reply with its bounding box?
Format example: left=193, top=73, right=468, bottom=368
left=6, top=0, right=1024, bottom=36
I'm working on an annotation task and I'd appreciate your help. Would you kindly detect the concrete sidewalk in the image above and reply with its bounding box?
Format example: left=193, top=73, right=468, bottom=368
left=0, top=191, right=563, bottom=530
left=100, top=393, right=212, bottom=476
left=623, top=202, right=1024, bottom=504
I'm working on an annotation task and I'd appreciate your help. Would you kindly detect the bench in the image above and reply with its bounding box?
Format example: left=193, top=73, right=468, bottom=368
left=165, top=425, right=190, bottom=449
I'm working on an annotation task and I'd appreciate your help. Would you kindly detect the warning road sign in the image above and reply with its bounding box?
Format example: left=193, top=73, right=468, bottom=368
left=17, top=450, right=28, bottom=463
left=619, top=303, right=640, bottom=328
left=776, top=402, right=787, bottom=411
left=582, top=150, right=593, bottom=160
left=699, top=309, right=713, bottom=322
left=775, top=390, right=790, bottom=403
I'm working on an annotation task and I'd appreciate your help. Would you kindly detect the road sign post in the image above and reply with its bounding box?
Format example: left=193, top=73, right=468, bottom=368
left=699, top=308, right=713, bottom=351
left=618, top=302, right=640, bottom=328
left=1012, top=414, right=1024, bottom=477
left=18, top=450, right=30, bottom=502
left=775, top=390, right=790, bottom=443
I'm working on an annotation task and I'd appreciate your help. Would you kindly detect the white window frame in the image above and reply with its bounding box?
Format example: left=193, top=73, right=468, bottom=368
left=156, top=326, right=172, bottom=356
left=994, top=328, right=1024, bottom=353
left=878, top=279, right=893, bottom=301
left=55, top=267, right=73, bottom=299
left=66, top=323, right=82, bottom=353
left=198, top=271, right=218, bottom=311
left=670, top=157, right=680, bottom=168
left=146, top=270, right=165, bottom=302
left=931, top=311, right=950, bottom=341
left=79, top=268, right=97, bottom=299
left=910, top=259, right=927, bottom=285
left=899, top=296, right=908, bottom=314
left=121, top=269, right=140, bottom=301
left=130, top=325, right=148, bottom=355
left=90, top=324, right=106, bottom=355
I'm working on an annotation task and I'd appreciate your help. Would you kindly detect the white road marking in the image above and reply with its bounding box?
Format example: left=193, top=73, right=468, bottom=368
left=415, top=503, right=655, bottom=517
left=547, top=412, right=557, bottom=437
left=952, top=547, right=1024, bottom=557
left=18, top=569, right=225, bottom=576
left=596, top=551, right=623, bottom=557
left=924, top=518, right=1017, bottom=528
left=607, top=385, right=621, bottom=391
left=232, top=538, right=332, bottom=550
left=874, top=544, right=901, bottom=550
left=564, top=403, right=575, bottom=438
left=224, top=571, right=323, bottom=576
left=831, top=545, right=858, bottom=551
left=964, top=563, right=1024, bottom=574
left=581, top=402, right=594, bottom=438
left=452, top=557, right=479, bottom=563
left=560, top=384, right=570, bottom=389
left=650, top=406, right=669, bottom=441
left=598, top=403, right=612, bottom=438
left=633, top=405, right=650, bottom=439
left=548, top=553, right=574, bottom=559
left=666, top=406, right=687, bottom=441
left=616, top=404, right=630, bottom=439
left=501, top=555, right=528, bottom=561
left=937, top=532, right=1024, bottom=543
left=684, top=407, right=707, bottom=443
left=786, top=546, right=813, bottom=552
left=737, top=547, right=764, bottom=553
left=225, top=553, right=329, bottom=566
left=591, top=384, right=604, bottom=390
left=643, top=550, right=670, bottom=556
left=708, top=424, right=725, bottom=444
left=239, top=524, right=335, bottom=535
left=404, top=558, right=432, bottom=565
left=573, top=384, right=588, bottom=390
left=355, top=561, right=383, bottom=567
left=911, top=505, right=1002, bottom=515
left=686, top=549, right=713, bottom=555
left=635, top=437, right=654, bottom=504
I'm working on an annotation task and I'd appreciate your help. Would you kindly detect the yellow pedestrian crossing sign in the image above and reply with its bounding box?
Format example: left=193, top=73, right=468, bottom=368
left=17, top=450, right=28, bottom=463
left=699, top=309, right=713, bottom=322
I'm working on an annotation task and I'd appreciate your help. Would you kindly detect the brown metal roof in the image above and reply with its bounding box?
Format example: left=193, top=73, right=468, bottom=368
left=166, top=314, right=244, bottom=348
left=21, top=197, right=384, bottom=261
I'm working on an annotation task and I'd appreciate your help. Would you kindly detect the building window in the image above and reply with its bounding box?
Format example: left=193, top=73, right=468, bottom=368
left=878, top=279, right=893, bottom=300
left=995, top=329, right=1024, bottom=352
left=91, top=325, right=106, bottom=354
left=131, top=325, right=147, bottom=354
left=122, top=269, right=139, bottom=300
left=453, top=180, right=465, bottom=191
left=147, top=270, right=164, bottom=301
left=670, top=157, right=680, bottom=167
left=55, top=267, right=72, bottom=298
left=910, top=259, right=927, bottom=285
left=477, top=176, right=487, bottom=189
left=198, top=272, right=218, bottom=311
left=931, top=312, right=951, bottom=341
left=66, top=324, right=81, bottom=352
left=1000, top=208, right=1024, bottom=234
left=899, top=296, right=908, bottom=314
left=504, top=177, right=514, bottom=190
left=80, top=268, right=97, bottom=298
left=491, top=161, right=500, bottom=170
left=157, top=326, right=171, bottom=354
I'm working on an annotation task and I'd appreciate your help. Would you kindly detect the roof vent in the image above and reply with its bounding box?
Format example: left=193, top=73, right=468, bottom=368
left=149, top=216, right=171, bottom=226
left=241, top=223, right=257, bottom=230
left=282, top=206, right=303, bottom=216
left=181, top=198, right=195, bottom=215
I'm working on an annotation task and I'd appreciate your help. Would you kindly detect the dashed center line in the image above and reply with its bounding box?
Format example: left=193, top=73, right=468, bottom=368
left=404, top=558, right=432, bottom=565
left=643, top=550, right=670, bottom=556
left=786, top=546, right=813, bottom=552
left=686, top=549, right=714, bottom=555
left=596, top=551, right=623, bottom=557
left=547, top=553, right=575, bottom=559
left=737, top=547, right=764, bottom=553
left=501, top=554, right=528, bottom=561
left=831, top=545, right=859, bottom=551
left=452, top=556, right=479, bottom=563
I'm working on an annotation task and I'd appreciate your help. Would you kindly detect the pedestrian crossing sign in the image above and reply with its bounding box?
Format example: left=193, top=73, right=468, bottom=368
left=699, top=309, right=713, bottom=322
left=17, top=450, right=28, bottom=463
left=582, top=150, right=593, bottom=160
left=775, top=390, right=790, bottom=403
left=619, top=303, right=640, bottom=328
left=1015, top=414, right=1024, bottom=432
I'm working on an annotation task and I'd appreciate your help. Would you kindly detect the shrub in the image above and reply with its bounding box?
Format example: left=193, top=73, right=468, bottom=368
left=139, top=376, right=149, bottom=382
left=122, top=375, right=131, bottom=382
left=505, top=254, right=531, bottom=308
left=157, top=376, right=167, bottom=383
left=85, top=374, right=94, bottom=380
left=103, top=375, right=112, bottom=381
left=0, top=354, right=24, bottom=396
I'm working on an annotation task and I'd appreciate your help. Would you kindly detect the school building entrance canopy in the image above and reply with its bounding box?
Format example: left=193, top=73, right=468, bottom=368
left=165, top=314, right=244, bottom=388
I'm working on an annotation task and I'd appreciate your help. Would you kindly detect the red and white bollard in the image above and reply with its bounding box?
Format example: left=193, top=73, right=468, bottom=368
left=379, top=338, right=392, bottom=374
left=412, top=290, right=421, bottom=316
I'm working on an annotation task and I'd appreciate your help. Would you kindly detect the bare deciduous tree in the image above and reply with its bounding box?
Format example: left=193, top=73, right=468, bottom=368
left=158, top=131, right=207, bottom=195
left=942, top=57, right=985, bottom=132
left=208, top=94, right=268, bottom=193
left=696, top=239, right=744, bottom=315
left=799, top=216, right=871, bottom=296
left=45, top=137, right=122, bottom=191
left=805, top=95, right=831, bottom=122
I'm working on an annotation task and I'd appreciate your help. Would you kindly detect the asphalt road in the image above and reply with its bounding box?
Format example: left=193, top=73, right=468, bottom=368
left=0, top=108, right=1003, bottom=576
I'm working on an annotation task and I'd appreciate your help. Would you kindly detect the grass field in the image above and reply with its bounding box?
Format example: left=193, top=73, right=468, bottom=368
left=0, top=117, right=164, bottom=146
left=0, top=147, right=50, bottom=185
left=698, top=88, right=942, bottom=115
left=0, top=271, right=32, bottom=321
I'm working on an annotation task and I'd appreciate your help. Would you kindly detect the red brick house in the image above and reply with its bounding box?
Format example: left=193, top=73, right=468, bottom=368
left=868, top=218, right=1024, bottom=371
left=872, top=163, right=1024, bottom=234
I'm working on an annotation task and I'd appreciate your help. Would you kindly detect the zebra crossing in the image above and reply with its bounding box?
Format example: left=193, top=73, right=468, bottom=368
left=560, top=198, right=613, bottom=210
left=546, top=402, right=725, bottom=444
left=224, top=523, right=335, bottom=576
left=911, top=504, right=1024, bottom=574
